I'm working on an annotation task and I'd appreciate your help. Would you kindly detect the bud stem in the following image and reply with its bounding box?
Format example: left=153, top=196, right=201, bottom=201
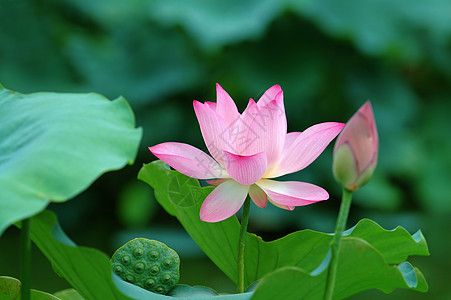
left=237, top=197, right=251, bottom=293
left=20, top=218, right=31, bottom=300
left=324, top=188, right=353, bottom=300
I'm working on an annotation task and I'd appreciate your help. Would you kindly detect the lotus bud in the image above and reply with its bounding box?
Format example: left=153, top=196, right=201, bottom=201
left=333, top=101, right=379, bottom=191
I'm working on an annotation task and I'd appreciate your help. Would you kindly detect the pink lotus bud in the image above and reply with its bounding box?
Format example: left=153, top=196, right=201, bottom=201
left=333, top=101, right=379, bottom=191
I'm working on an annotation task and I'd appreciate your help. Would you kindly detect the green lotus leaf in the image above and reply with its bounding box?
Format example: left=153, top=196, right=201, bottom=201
left=139, top=161, right=429, bottom=296
left=0, top=86, right=142, bottom=235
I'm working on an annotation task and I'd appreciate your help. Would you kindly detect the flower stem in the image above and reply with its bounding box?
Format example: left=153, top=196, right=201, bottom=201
left=237, top=197, right=251, bottom=293
left=324, top=188, right=353, bottom=300
left=20, top=218, right=31, bottom=300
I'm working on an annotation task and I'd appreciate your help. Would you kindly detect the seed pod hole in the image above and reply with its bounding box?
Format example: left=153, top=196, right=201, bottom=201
left=150, top=265, right=160, bottom=275
left=121, top=255, right=131, bottom=265
left=125, top=274, right=135, bottom=283
left=162, top=274, right=171, bottom=283
left=148, top=250, right=159, bottom=260
left=133, top=247, right=145, bottom=258
left=145, top=278, right=155, bottom=288
left=162, top=258, right=173, bottom=269
left=155, top=286, right=165, bottom=294
left=113, top=265, right=123, bottom=274
left=134, top=262, right=145, bottom=274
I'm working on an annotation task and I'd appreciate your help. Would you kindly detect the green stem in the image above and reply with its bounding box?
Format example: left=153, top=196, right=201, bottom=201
left=324, top=188, right=353, bottom=300
left=237, top=197, right=251, bottom=293
left=20, top=218, right=31, bottom=300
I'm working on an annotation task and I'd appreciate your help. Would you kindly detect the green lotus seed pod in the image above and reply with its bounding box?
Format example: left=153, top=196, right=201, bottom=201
left=111, top=238, right=180, bottom=294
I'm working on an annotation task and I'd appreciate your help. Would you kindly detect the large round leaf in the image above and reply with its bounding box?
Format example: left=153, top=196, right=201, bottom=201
left=138, top=161, right=429, bottom=297
left=22, top=210, right=253, bottom=300
left=251, top=238, right=428, bottom=300
left=0, top=85, right=142, bottom=235
left=0, top=276, right=62, bottom=300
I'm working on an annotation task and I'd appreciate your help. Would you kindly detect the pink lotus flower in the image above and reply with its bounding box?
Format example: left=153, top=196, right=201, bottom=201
left=149, top=84, right=344, bottom=222
left=332, top=101, right=378, bottom=191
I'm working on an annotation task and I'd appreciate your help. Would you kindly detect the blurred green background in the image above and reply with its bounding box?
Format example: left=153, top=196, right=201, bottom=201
left=1, top=0, right=450, bottom=299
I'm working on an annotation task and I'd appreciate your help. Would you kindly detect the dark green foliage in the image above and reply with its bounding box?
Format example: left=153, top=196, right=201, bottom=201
left=1, top=0, right=450, bottom=298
